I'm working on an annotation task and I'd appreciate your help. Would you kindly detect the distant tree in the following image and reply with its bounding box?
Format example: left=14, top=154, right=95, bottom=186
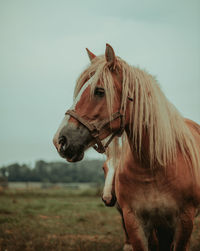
left=4, top=163, right=31, bottom=181
left=0, top=159, right=105, bottom=183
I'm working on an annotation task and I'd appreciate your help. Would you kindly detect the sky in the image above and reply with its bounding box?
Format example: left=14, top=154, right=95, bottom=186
left=0, top=0, right=200, bottom=166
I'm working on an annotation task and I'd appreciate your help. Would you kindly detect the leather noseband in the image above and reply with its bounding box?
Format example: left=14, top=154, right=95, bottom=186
left=65, top=109, right=124, bottom=153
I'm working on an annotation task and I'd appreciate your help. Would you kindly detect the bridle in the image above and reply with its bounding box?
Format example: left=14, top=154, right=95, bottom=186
left=65, top=75, right=134, bottom=154
left=65, top=109, right=124, bottom=153
left=65, top=109, right=125, bottom=153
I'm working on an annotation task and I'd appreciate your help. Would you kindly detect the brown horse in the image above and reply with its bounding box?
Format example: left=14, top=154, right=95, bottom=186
left=53, top=44, right=200, bottom=250
left=102, top=155, right=133, bottom=251
left=101, top=137, right=120, bottom=206
left=102, top=141, right=158, bottom=251
left=101, top=139, right=133, bottom=250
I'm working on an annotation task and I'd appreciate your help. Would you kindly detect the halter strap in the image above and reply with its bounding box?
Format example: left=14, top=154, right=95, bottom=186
left=65, top=109, right=124, bottom=153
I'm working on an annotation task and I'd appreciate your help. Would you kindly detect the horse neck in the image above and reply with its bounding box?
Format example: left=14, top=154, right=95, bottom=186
left=125, top=125, right=151, bottom=168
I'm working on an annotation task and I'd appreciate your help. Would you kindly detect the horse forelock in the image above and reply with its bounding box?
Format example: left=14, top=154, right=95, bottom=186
left=74, top=55, right=118, bottom=117
left=74, top=54, right=200, bottom=179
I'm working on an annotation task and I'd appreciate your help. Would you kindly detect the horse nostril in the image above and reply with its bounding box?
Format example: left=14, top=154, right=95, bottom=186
left=58, top=135, right=67, bottom=146
left=58, top=135, right=69, bottom=153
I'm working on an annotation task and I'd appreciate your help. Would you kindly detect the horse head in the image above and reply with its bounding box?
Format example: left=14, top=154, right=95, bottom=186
left=53, top=44, right=127, bottom=162
left=101, top=159, right=117, bottom=207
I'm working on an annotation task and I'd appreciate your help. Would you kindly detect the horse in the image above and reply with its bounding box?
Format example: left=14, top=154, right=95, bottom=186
left=53, top=44, right=200, bottom=250
left=101, top=143, right=132, bottom=251
left=101, top=138, right=133, bottom=250
left=102, top=139, right=159, bottom=251
left=102, top=156, right=133, bottom=251
left=101, top=137, right=120, bottom=206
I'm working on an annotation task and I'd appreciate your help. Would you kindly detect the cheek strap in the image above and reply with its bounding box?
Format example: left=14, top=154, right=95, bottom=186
left=65, top=109, right=124, bottom=153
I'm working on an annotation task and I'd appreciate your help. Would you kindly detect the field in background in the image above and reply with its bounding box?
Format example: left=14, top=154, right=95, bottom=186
left=0, top=184, right=124, bottom=251
left=0, top=184, right=200, bottom=251
left=7, top=182, right=98, bottom=190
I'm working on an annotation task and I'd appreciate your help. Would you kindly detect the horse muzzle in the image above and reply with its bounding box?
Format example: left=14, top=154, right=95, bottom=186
left=58, top=135, right=84, bottom=162
left=54, top=124, right=93, bottom=162
left=102, top=193, right=117, bottom=207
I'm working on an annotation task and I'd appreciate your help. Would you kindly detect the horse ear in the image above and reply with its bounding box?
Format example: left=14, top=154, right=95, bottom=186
left=86, top=48, right=96, bottom=62
left=105, top=43, right=116, bottom=68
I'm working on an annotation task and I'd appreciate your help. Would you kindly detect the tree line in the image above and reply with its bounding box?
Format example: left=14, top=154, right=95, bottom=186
left=0, top=159, right=105, bottom=183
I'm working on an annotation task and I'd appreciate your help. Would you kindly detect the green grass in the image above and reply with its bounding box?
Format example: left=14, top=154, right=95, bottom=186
left=0, top=187, right=124, bottom=251
left=0, top=187, right=200, bottom=251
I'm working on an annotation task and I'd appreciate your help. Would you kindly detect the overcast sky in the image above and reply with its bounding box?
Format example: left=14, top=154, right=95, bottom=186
left=0, top=0, right=200, bottom=166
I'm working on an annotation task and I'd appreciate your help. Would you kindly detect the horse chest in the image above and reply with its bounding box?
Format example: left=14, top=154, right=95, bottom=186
left=131, top=186, right=178, bottom=227
left=133, top=186, right=177, bottom=209
left=116, top=171, right=178, bottom=226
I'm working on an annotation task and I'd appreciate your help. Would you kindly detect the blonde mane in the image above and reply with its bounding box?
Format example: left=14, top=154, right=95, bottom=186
left=74, top=56, right=200, bottom=176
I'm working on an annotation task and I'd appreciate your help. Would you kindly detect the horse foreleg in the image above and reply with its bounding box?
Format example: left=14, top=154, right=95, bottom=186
left=123, top=208, right=148, bottom=251
left=155, top=225, right=174, bottom=251
left=148, top=229, right=159, bottom=251
left=116, top=204, right=133, bottom=251
left=174, top=207, right=196, bottom=251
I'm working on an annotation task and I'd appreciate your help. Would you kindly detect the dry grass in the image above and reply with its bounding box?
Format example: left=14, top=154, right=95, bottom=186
left=0, top=187, right=199, bottom=251
left=0, top=187, right=124, bottom=251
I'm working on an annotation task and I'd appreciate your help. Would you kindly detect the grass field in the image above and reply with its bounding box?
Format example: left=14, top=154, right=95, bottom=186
left=0, top=185, right=200, bottom=251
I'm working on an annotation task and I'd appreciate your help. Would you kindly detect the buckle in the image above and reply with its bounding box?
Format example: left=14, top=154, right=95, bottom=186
left=91, top=128, right=99, bottom=138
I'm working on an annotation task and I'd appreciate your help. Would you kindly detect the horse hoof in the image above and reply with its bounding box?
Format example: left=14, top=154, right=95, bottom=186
left=123, top=243, right=133, bottom=251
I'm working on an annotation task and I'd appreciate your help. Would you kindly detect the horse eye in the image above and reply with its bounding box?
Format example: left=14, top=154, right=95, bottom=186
left=94, top=87, right=105, bottom=97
